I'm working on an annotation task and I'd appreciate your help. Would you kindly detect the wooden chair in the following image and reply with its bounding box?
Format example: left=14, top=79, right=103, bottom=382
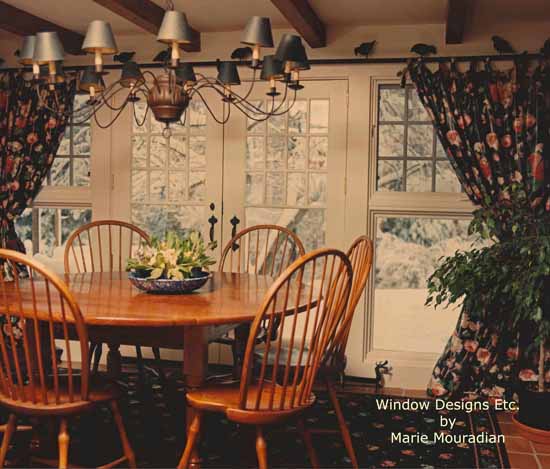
left=64, top=220, right=164, bottom=379
left=215, top=225, right=305, bottom=375
left=0, top=249, right=136, bottom=469
left=178, top=248, right=353, bottom=469
left=318, top=235, right=374, bottom=468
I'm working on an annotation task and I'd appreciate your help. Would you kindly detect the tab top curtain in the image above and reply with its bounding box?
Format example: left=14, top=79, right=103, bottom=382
left=0, top=72, right=76, bottom=253
left=407, top=60, right=550, bottom=398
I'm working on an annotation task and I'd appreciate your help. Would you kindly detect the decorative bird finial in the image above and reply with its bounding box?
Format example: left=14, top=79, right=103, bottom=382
left=354, top=41, right=376, bottom=58
left=114, top=51, right=136, bottom=63
left=153, top=48, right=171, bottom=63
left=411, top=43, right=437, bottom=56
left=230, top=46, right=253, bottom=61
left=492, top=36, right=515, bottom=54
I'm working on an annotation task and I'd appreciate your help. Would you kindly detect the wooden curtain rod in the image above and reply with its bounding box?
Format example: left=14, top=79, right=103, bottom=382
left=0, top=52, right=542, bottom=73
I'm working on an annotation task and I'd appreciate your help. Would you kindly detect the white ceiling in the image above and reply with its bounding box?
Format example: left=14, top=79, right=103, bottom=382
left=1, top=0, right=550, bottom=37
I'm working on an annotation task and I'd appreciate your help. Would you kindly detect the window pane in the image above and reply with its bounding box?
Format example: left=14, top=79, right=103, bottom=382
left=150, top=136, right=167, bottom=168
left=169, top=136, right=187, bottom=169
left=132, top=136, right=147, bottom=168
left=287, top=172, right=306, bottom=206
left=246, top=173, right=264, bottom=205
left=309, top=100, right=329, bottom=134
left=378, top=124, right=404, bottom=157
left=73, top=158, right=90, bottom=186
left=407, top=89, right=431, bottom=122
left=288, top=136, right=307, bottom=170
left=189, top=136, right=206, bottom=169
left=436, top=161, right=462, bottom=193
left=288, top=100, right=308, bottom=134
left=377, top=160, right=404, bottom=192
left=265, top=172, right=285, bottom=205
left=189, top=101, right=207, bottom=133
left=246, top=136, right=265, bottom=170
left=61, top=209, right=92, bottom=244
left=308, top=173, right=327, bottom=207
left=266, top=136, right=285, bottom=170
left=407, top=161, right=432, bottom=192
left=50, top=158, right=70, bottom=186
left=169, top=172, right=187, bottom=201
left=373, top=217, right=475, bottom=353
left=73, top=126, right=91, bottom=155
left=189, top=171, right=206, bottom=202
left=379, top=87, right=405, bottom=121
left=247, top=100, right=265, bottom=133
left=268, top=106, right=286, bottom=135
left=309, top=136, right=328, bottom=170
left=407, top=125, right=433, bottom=157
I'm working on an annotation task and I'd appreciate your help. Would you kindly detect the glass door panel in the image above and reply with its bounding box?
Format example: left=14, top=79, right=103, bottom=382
left=223, top=80, right=348, bottom=258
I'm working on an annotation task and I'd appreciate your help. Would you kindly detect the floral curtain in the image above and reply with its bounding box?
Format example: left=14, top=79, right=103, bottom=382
left=407, top=59, right=550, bottom=398
left=0, top=72, right=76, bottom=253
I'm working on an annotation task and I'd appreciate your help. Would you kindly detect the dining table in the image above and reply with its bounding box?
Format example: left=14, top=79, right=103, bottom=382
left=9, top=270, right=310, bottom=468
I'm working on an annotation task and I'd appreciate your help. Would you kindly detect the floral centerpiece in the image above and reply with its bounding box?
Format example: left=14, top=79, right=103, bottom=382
left=126, top=230, right=216, bottom=293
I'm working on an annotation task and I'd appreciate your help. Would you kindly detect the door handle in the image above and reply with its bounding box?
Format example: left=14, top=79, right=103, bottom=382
left=230, top=215, right=240, bottom=251
left=208, top=203, right=218, bottom=245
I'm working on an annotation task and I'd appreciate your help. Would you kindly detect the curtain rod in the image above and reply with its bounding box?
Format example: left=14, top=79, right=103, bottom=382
left=0, top=53, right=542, bottom=73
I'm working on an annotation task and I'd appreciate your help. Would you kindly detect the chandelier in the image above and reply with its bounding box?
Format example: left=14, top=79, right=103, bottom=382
left=16, top=6, right=311, bottom=136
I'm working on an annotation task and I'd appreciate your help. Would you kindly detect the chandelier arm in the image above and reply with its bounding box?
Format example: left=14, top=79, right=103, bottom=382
left=95, top=85, right=134, bottom=111
left=132, top=99, right=150, bottom=127
left=194, top=88, right=232, bottom=125
left=93, top=100, right=129, bottom=129
left=229, top=69, right=258, bottom=105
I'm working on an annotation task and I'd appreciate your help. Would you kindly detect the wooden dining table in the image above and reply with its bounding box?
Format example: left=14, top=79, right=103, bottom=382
left=9, top=270, right=308, bottom=468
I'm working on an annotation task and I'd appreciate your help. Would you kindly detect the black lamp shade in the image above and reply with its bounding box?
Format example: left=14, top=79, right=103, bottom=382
left=79, top=66, right=106, bottom=92
left=241, top=16, right=274, bottom=47
left=175, top=63, right=197, bottom=84
left=217, top=61, right=241, bottom=85
left=275, top=34, right=303, bottom=63
left=292, top=44, right=310, bottom=71
left=260, top=55, right=284, bottom=80
left=120, top=61, right=144, bottom=87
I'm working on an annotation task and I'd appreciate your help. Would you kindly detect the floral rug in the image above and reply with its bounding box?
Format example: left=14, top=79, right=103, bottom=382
left=5, top=363, right=510, bottom=468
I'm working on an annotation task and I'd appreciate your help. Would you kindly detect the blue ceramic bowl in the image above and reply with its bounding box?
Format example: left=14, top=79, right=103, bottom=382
left=128, top=271, right=211, bottom=294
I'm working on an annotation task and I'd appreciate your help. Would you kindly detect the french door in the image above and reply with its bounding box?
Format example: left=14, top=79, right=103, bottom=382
left=222, top=79, right=349, bottom=256
left=110, top=83, right=225, bottom=261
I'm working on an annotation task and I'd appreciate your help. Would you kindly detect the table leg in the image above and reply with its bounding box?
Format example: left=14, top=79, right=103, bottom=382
left=233, top=323, right=251, bottom=378
left=183, top=326, right=208, bottom=469
left=107, top=342, right=122, bottom=379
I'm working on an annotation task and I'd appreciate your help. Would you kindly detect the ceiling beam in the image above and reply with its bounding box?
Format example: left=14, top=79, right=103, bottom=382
left=270, top=0, right=326, bottom=48
left=0, top=1, right=84, bottom=55
left=445, top=0, right=470, bottom=44
left=92, top=0, right=200, bottom=52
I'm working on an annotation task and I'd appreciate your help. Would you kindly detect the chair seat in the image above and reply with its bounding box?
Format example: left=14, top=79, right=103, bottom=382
left=187, top=382, right=316, bottom=424
left=0, top=374, right=119, bottom=417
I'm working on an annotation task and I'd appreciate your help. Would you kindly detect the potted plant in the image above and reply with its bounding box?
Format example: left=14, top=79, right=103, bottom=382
left=126, top=230, right=216, bottom=294
left=426, top=185, right=550, bottom=441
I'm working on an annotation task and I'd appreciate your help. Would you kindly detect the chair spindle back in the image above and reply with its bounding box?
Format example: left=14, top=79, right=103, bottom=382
left=64, top=220, right=150, bottom=274
left=0, top=249, right=89, bottom=407
left=219, top=225, right=305, bottom=276
left=238, top=248, right=353, bottom=411
left=328, top=236, right=374, bottom=364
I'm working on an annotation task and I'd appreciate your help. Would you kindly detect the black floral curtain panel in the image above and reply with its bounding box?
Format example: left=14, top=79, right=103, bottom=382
left=0, top=72, right=76, bottom=253
left=407, top=59, right=550, bottom=398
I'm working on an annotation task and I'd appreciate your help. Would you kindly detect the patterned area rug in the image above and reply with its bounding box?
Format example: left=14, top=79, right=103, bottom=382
left=5, top=363, right=510, bottom=468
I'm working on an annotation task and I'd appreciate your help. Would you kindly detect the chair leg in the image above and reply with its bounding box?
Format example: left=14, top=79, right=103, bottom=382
left=178, top=411, right=201, bottom=469
left=92, top=342, right=103, bottom=374
left=152, top=347, right=166, bottom=382
left=0, top=414, right=17, bottom=467
left=255, top=426, right=268, bottom=469
left=326, top=378, right=358, bottom=468
left=297, top=417, right=319, bottom=469
left=110, top=400, right=136, bottom=468
left=58, top=418, right=69, bottom=469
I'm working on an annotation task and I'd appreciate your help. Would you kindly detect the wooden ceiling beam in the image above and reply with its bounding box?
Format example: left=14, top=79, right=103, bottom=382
left=92, top=0, right=200, bottom=52
left=445, top=0, right=470, bottom=44
left=0, top=0, right=84, bottom=55
left=270, top=0, right=326, bottom=48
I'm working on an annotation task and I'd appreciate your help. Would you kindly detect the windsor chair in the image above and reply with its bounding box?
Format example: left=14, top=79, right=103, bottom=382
left=215, top=225, right=305, bottom=376
left=178, top=248, right=353, bottom=469
left=0, top=249, right=136, bottom=469
left=318, top=236, right=374, bottom=468
left=64, top=220, right=164, bottom=379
